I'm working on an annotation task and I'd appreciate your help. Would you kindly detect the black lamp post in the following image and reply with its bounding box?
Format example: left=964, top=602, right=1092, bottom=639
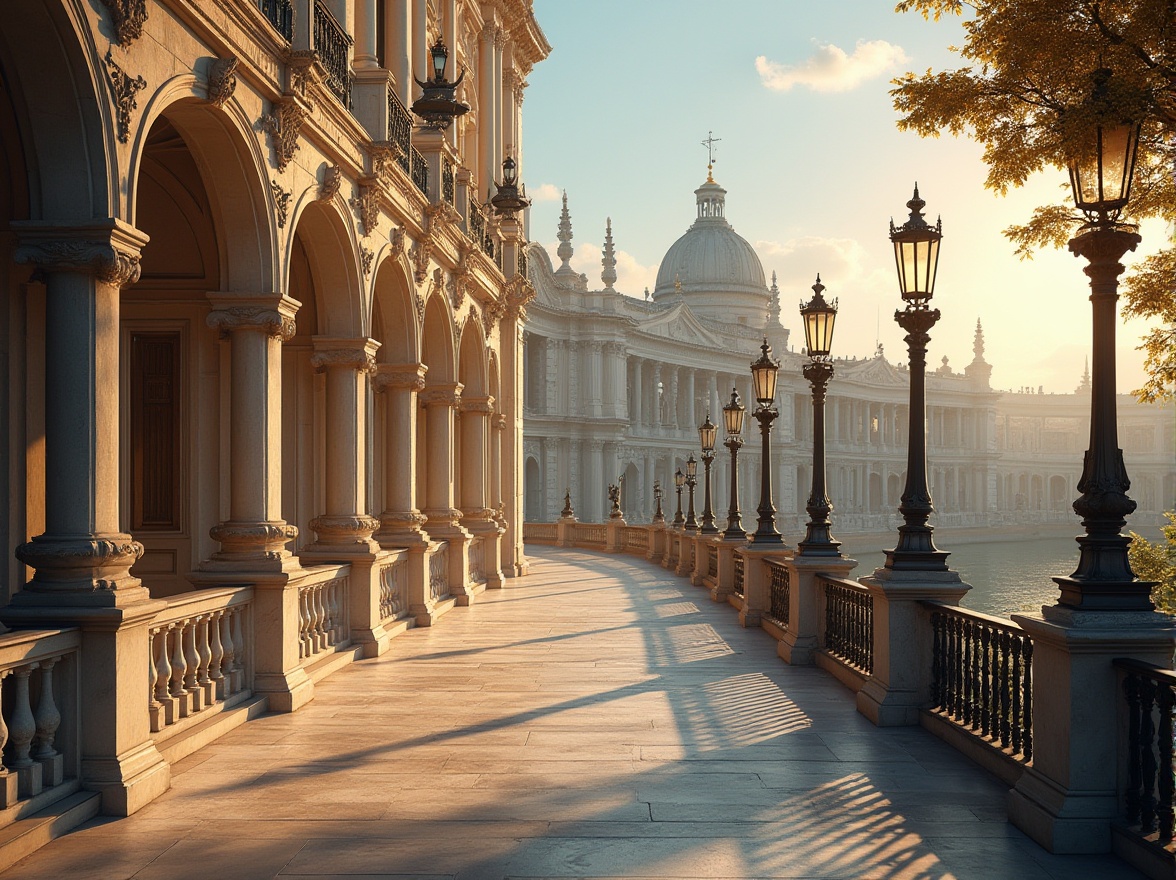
left=653, top=480, right=665, bottom=523
left=750, top=339, right=783, bottom=543
left=684, top=454, right=699, bottom=530
left=722, top=389, right=745, bottom=540
left=491, top=157, right=531, bottom=217
left=798, top=275, right=841, bottom=556
left=884, top=185, right=950, bottom=572
left=1055, top=69, right=1149, bottom=610
left=673, top=468, right=685, bottom=527
left=698, top=413, right=719, bottom=534
left=411, top=35, right=469, bottom=130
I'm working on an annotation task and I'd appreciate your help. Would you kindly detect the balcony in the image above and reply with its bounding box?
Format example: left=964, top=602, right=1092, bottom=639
left=258, top=0, right=293, bottom=41
left=9, top=547, right=1142, bottom=878
left=312, top=0, right=352, bottom=109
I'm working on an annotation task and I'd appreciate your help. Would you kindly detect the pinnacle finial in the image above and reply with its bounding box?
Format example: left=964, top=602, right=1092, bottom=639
left=601, top=217, right=617, bottom=291
left=556, top=190, right=574, bottom=272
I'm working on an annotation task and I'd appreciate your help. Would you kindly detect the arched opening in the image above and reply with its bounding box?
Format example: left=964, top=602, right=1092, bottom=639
left=525, top=457, right=542, bottom=522
left=623, top=462, right=640, bottom=521
left=887, top=474, right=901, bottom=509
left=1049, top=475, right=1068, bottom=511
left=868, top=472, right=883, bottom=514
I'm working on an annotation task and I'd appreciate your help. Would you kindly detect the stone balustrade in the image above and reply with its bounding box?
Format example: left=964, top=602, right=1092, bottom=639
left=429, top=542, right=450, bottom=601
left=149, top=588, right=253, bottom=735
left=468, top=537, right=487, bottom=586
left=298, top=572, right=349, bottom=664
left=377, top=553, right=409, bottom=624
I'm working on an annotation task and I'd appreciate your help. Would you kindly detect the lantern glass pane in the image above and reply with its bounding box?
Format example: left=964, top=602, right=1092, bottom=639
left=723, top=404, right=744, bottom=436
left=675, top=470, right=684, bottom=488
left=1100, top=123, right=1131, bottom=204
left=925, top=238, right=939, bottom=297
left=432, top=47, right=446, bottom=79
left=686, top=458, right=697, bottom=478
left=699, top=422, right=717, bottom=451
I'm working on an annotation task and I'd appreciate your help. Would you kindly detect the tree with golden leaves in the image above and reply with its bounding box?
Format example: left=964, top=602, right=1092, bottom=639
left=891, top=0, right=1176, bottom=401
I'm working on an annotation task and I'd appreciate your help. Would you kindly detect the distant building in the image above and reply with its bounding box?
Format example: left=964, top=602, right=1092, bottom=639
left=521, top=172, right=1174, bottom=532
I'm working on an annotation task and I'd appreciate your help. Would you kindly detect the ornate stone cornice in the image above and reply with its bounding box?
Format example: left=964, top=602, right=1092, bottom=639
left=207, top=56, right=238, bottom=108
left=206, top=293, right=300, bottom=341
left=373, top=362, right=428, bottom=392
left=104, top=51, right=146, bottom=144
left=99, top=0, right=148, bottom=46
left=15, top=221, right=147, bottom=288
left=261, top=98, right=307, bottom=172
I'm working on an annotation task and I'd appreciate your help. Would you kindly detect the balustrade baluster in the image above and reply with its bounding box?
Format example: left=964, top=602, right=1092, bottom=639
left=0, top=671, right=10, bottom=778
left=7, top=665, right=36, bottom=769
left=960, top=619, right=971, bottom=727
left=930, top=613, right=942, bottom=709
left=1157, top=682, right=1174, bottom=842
left=182, top=618, right=201, bottom=710
left=1011, top=636, right=1023, bottom=754
left=1140, top=677, right=1159, bottom=834
left=208, top=610, right=225, bottom=698
left=148, top=629, right=163, bottom=728
left=1022, top=640, right=1032, bottom=759
left=979, top=626, right=991, bottom=737
left=196, top=615, right=213, bottom=703
left=32, top=658, right=60, bottom=764
left=220, top=611, right=237, bottom=691
left=944, top=615, right=955, bottom=717
left=314, top=586, right=328, bottom=651
left=169, top=623, right=186, bottom=703
left=230, top=607, right=246, bottom=691
left=1125, top=672, right=1143, bottom=825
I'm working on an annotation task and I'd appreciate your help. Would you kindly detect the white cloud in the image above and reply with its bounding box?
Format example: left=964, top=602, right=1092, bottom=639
left=754, top=235, right=890, bottom=295
left=530, top=183, right=561, bottom=202
left=755, top=39, right=908, bottom=93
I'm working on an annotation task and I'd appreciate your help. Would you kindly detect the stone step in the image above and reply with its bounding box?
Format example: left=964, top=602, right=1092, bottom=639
left=0, top=790, right=100, bottom=873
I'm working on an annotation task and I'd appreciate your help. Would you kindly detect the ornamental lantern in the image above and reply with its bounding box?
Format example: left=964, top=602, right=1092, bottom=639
left=890, top=184, right=942, bottom=303
left=800, top=274, right=838, bottom=360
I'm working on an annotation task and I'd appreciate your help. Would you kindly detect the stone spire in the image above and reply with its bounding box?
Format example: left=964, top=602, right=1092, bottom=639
left=555, top=190, right=575, bottom=276
left=601, top=217, right=617, bottom=291
left=1077, top=357, right=1092, bottom=393
left=965, top=317, right=992, bottom=387
left=766, top=270, right=782, bottom=328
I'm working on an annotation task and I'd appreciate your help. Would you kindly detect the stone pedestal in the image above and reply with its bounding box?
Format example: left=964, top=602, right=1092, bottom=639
left=674, top=531, right=696, bottom=578
left=605, top=516, right=626, bottom=553
left=1007, top=606, right=1176, bottom=853
left=780, top=554, right=858, bottom=665
left=738, top=546, right=780, bottom=628
left=712, top=539, right=742, bottom=603
left=350, top=67, right=394, bottom=143
left=646, top=523, right=666, bottom=564
left=856, top=566, right=969, bottom=726
left=556, top=515, right=576, bottom=547
left=691, top=535, right=718, bottom=587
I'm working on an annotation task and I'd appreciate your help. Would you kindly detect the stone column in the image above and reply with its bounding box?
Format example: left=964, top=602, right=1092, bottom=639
left=203, top=293, right=301, bottom=571
left=492, top=27, right=506, bottom=179
left=478, top=22, right=496, bottom=194
left=420, top=383, right=473, bottom=600
left=685, top=370, right=696, bottom=429
left=354, top=0, right=378, bottom=67
left=8, top=222, right=169, bottom=815
left=460, top=395, right=502, bottom=587
left=586, top=440, right=604, bottom=522
left=372, top=363, right=428, bottom=547
left=652, top=363, right=663, bottom=428
left=389, top=0, right=412, bottom=107
left=669, top=368, right=680, bottom=429
left=633, top=359, right=644, bottom=428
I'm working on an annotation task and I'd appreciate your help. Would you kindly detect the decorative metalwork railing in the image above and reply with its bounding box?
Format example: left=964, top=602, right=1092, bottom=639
left=298, top=574, right=349, bottom=661
left=429, top=542, right=450, bottom=600
left=624, top=526, right=647, bottom=551
left=467, top=198, right=485, bottom=245
left=410, top=145, right=428, bottom=196
left=150, top=588, right=253, bottom=734
left=387, top=88, right=412, bottom=174
left=258, top=0, right=293, bottom=40
left=577, top=525, right=606, bottom=545
left=313, top=0, right=352, bottom=109
left=517, top=243, right=529, bottom=279
left=523, top=522, right=557, bottom=542
left=442, top=158, right=455, bottom=205
left=928, top=604, right=1033, bottom=760
left=1116, top=658, right=1176, bottom=850
left=767, top=560, right=790, bottom=627
left=707, top=545, right=718, bottom=579
left=0, top=629, right=79, bottom=806
left=823, top=577, right=873, bottom=673
left=378, top=555, right=407, bottom=622
left=468, top=537, right=487, bottom=584
left=733, top=554, right=745, bottom=598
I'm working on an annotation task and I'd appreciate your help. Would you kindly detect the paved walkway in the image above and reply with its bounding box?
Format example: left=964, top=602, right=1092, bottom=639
left=4, top=548, right=1141, bottom=880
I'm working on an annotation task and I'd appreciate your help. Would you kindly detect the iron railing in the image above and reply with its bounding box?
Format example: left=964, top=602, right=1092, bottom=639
left=468, top=199, right=486, bottom=246
left=387, top=88, right=412, bottom=173
left=1116, top=658, right=1176, bottom=850
left=258, top=0, right=293, bottom=40
left=410, top=145, right=428, bottom=196
left=767, top=560, right=790, bottom=627
left=517, top=243, right=529, bottom=278
left=824, top=577, right=873, bottom=673
left=733, top=554, right=745, bottom=598
left=442, top=158, right=455, bottom=205
left=928, top=604, right=1033, bottom=760
left=707, top=545, right=717, bottom=579
left=313, top=0, right=352, bottom=109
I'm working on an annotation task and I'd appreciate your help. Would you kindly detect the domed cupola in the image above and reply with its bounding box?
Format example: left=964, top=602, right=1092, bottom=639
left=652, top=167, right=769, bottom=324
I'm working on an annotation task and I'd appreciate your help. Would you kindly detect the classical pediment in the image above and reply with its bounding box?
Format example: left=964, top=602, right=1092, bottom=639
left=638, top=303, right=722, bottom=348
left=841, top=356, right=908, bottom=387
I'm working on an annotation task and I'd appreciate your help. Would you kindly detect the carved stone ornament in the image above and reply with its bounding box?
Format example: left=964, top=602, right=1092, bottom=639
left=350, top=182, right=379, bottom=237
left=207, top=56, right=239, bottom=108
left=410, top=237, right=432, bottom=284
left=504, top=276, right=537, bottom=322
left=15, top=533, right=144, bottom=590
left=369, top=142, right=396, bottom=182
left=310, top=348, right=378, bottom=374
left=15, top=238, right=142, bottom=287
left=287, top=50, right=321, bottom=101
left=270, top=180, right=291, bottom=228
left=104, top=51, right=147, bottom=144
left=373, top=364, right=428, bottom=393
left=207, top=306, right=297, bottom=341
left=100, top=0, right=148, bottom=46
left=309, top=514, right=379, bottom=544
left=261, top=99, right=307, bottom=172
left=319, top=165, right=342, bottom=201
left=447, top=267, right=468, bottom=311
left=361, top=246, right=374, bottom=276
left=413, top=287, right=425, bottom=321
left=481, top=297, right=506, bottom=336
left=390, top=227, right=406, bottom=258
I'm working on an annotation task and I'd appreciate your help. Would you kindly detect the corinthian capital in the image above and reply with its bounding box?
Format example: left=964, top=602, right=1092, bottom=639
left=206, top=293, right=301, bottom=341
left=310, top=336, right=380, bottom=373
left=15, top=220, right=149, bottom=288
left=373, top=362, right=428, bottom=392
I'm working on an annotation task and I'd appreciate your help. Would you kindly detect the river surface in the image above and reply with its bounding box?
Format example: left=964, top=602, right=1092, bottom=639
left=845, top=536, right=1083, bottom=619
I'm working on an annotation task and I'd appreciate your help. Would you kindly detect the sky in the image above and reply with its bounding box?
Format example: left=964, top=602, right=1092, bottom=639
left=520, top=0, right=1168, bottom=395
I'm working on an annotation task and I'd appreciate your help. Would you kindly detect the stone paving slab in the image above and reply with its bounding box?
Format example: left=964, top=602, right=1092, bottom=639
left=0, top=546, right=1144, bottom=880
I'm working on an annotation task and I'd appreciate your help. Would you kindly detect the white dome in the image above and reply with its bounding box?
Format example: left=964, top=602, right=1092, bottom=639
left=653, top=176, right=768, bottom=322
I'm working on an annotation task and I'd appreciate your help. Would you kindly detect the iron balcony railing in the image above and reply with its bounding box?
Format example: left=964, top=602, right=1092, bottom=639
left=410, top=145, right=428, bottom=196
left=517, top=243, right=528, bottom=278
left=733, top=554, right=745, bottom=598
left=1116, top=658, right=1175, bottom=852
left=387, top=88, right=412, bottom=173
left=467, top=198, right=486, bottom=246
left=313, top=0, right=352, bottom=109
left=928, top=604, right=1032, bottom=760
left=442, top=158, right=455, bottom=205
left=823, top=576, right=873, bottom=674
left=258, top=0, right=293, bottom=40
left=767, top=560, right=790, bottom=627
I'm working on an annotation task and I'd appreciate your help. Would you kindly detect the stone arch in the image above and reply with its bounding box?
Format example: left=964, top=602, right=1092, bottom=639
left=0, top=0, right=113, bottom=220
left=128, top=84, right=276, bottom=292
left=286, top=197, right=365, bottom=338
left=1049, top=474, right=1068, bottom=511
left=420, top=291, right=456, bottom=384
left=457, top=318, right=487, bottom=397
left=371, top=246, right=420, bottom=365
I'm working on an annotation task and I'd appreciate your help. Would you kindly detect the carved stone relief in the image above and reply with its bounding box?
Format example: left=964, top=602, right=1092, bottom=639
left=104, top=51, right=146, bottom=144
left=16, top=239, right=141, bottom=288
left=350, top=181, right=379, bottom=237
left=207, top=56, right=238, bottom=108
left=261, top=99, right=306, bottom=172
left=319, top=165, right=342, bottom=201
left=207, top=306, right=296, bottom=341
left=100, top=0, right=148, bottom=46
left=410, top=236, right=432, bottom=284
left=270, top=180, right=290, bottom=228
left=361, top=247, right=374, bottom=276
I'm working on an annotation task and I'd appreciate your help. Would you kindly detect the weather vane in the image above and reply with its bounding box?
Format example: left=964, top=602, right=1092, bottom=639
left=701, top=131, right=721, bottom=181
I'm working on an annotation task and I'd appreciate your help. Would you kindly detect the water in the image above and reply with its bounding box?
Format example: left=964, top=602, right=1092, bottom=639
left=846, top=536, right=1082, bottom=619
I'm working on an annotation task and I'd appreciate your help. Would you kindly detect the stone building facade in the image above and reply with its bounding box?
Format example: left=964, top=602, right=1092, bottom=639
left=522, top=174, right=1174, bottom=533
left=0, top=0, right=547, bottom=818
